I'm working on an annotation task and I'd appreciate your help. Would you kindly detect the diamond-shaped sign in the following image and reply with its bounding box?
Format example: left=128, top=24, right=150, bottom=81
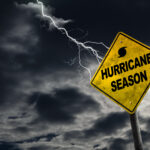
left=91, top=32, right=150, bottom=114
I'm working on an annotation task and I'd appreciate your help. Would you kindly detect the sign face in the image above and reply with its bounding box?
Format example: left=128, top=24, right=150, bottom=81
left=91, top=32, right=150, bottom=114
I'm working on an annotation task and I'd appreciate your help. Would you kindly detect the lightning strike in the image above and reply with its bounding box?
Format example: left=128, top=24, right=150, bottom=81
left=36, top=0, right=109, bottom=80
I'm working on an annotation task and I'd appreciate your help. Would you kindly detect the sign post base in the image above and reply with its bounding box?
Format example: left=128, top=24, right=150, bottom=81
left=130, top=111, right=143, bottom=150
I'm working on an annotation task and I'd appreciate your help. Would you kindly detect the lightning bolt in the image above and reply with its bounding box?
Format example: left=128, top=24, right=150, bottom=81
left=36, top=0, right=109, bottom=80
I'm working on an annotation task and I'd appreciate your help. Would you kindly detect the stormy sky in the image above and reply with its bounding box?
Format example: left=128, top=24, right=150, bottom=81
left=0, top=0, right=150, bottom=150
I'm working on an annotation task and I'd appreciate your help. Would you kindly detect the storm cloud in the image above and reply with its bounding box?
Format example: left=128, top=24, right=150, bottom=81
left=0, top=0, right=150, bottom=150
left=29, top=87, right=99, bottom=124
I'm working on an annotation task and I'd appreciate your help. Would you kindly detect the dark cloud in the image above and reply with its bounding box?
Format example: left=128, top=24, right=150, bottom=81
left=13, top=2, right=82, bottom=73
left=8, top=113, right=27, bottom=120
left=95, top=137, right=131, bottom=150
left=64, top=112, right=128, bottom=139
left=0, top=72, right=19, bottom=106
left=8, top=116, right=19, bottom=120
left=14, top=126, right=29, bottom=134
left=0, top=142, right=22, bottom=150
left=43, top=0, right=150, bottom=45
left=93, top=144, right=99, bottom=149
left=146, top=118, right=150, bottom=129
left=16, top=133, right=58, bottom=144
left=0, top=0, right=81, bottom=110
left=0, top=2, right=40, bottom=108
left=101, top=148, right=108, bottom=150
left=141, top=130, right=150, bottom=143
left=29, top=87, right=99, bottom=124
left=109, top=138, right=128, bottom=150
left=85, top=112, right=129, bottom=136
left=0, top=1, right=77, bottom=81
left=28, top=145, right=49, bottom=150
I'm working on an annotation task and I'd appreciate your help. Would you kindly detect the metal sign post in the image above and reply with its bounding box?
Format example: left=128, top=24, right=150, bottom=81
left=130, top=111, right=143, bottom=150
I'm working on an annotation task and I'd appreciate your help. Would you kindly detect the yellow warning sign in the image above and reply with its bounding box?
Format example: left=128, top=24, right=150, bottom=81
left=91, top=32, right=150, bottom=114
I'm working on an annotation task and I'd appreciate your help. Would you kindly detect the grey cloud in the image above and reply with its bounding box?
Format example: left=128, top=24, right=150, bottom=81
left=16, top=2, right=72, bottom=28
left=14, top=126, right=29, bottom=134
